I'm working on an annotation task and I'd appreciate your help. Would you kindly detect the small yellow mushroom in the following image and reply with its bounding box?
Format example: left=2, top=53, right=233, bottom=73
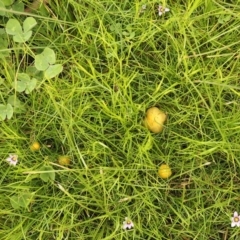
left=30, top=141, right=41, bottom=151
left=144, top=107, right=167, bottom=133
left=158, top=164, right=172, bottom=179
left=58, top=156, right=71, bottom=166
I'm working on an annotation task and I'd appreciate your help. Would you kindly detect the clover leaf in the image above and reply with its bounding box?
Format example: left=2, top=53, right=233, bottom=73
left=13, top=73, right=37, bottom=94
left=8, top=95, right=25, bottom=113
left=110, top=22, right=122, bottom=34
left=45, top=64, right=63, bottom=79
left=0, top=103, right=13, bottom=120
left=12, top=2, right=24, bottom=12
left=0, top=1, right=6, bottom=16
left=39, top=165, right=55, bottom=182
left=6, top=17, right=37, bottom=43
left=2, top=0, right=14, bottom=6
left=23, top=17, right=37, bottom=33
left=35, top=47, right=55, bottom=71
left=35, top=47, right=63, bottom=78
left=10, top=191, right=34, bottom=210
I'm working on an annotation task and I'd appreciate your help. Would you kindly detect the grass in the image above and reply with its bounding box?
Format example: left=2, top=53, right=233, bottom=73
left=1, top=0, right=240, bottom=239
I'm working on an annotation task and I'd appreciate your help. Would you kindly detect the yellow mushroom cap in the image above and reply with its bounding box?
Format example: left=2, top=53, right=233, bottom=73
left=30, top=141, right=41, bottom=151
left=144, top=107, right=167, bottom=133
left=58, top=156, right=71, bottom=166
left=158, top=164, right=172, bottom=179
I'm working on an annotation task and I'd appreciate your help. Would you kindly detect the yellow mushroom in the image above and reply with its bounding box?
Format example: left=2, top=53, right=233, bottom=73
left=30, top=141, right=41, bottom=151
left=158, top=164, right=172, bottom=179
left=144, top=107, right=167, bottom=133
left=58, top=156, right=71, bottom=166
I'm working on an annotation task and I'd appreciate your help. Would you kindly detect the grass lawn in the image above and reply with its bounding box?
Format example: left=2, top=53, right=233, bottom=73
left=1, top=0, right=240, bottom=239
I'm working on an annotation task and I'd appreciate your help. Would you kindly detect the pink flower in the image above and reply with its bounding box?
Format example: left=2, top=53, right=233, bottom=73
left=6, top=154, right=18, bottom=166
left=231, top=211, right=240, bottom=227
left=158, top=5, right=170, bottom=16
left=122, top=217, right=134, bottom=230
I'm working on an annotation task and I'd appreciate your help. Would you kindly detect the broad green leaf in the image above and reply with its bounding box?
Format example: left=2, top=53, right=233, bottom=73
left=15, top=73, right=37, bottom=93
left=2, top=0, right=14, bottom=6
left=14, top=73, right=29, bottom=92
left=26, top=66, right=44, bottom=79
left=15, top=80, right=27, bottom=92
left=18, top=192, right=33, bottom=208
left=6, top=18, right=35, bottom=42
left=10, top=195, right=21, bottom=209
left=35, top=47, right=62, bottom=75
left=35, top=54, right=49, bottom=71
left=6, top=103, right=13, bottom=119
left=45, top=64, right=63, bottom=79
left=12, top=2, right=24, bottom=12
left=6, top=19, right=22, bottom=36
left=0, top=103, right=13, bottom=120
left=43, top=47, right=56, bottom=64
left=0, top=1, right=6, bottom=16
left=26, top=66, right=39, bottom=76
left=0, top=104, right=7, bottom=120
left=18, top=73, right=30, bottom=81
left=23, top=17, right=37, bottom=33
left=13, top=31, right=32, bottom=43
left=35, top=47, right=56, bottom=71
left=23, top=30, right=32, bottom=42
left=8, top=95, right=25, bottom=113
left=39, top=165, right=55, bottom=182
left=129, top=32, right=135, bottom=38
left=25, top=78, right=37, bottom=94
left=13, top=33, right=26, bottom=43
left=110, top=23, right=122, bottom=34
left=8, top=95, right=21, bottom=107
left=10, top=192, right=34, bottom=209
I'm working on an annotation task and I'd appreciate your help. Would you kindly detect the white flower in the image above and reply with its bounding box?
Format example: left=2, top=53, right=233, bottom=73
left=6, top=154, right=18, bottom=166
left=231, top=211, right=240, bottom=227
left=122, top=217, right=134, bottom=230
left=158, top=5, right=170, bottom=16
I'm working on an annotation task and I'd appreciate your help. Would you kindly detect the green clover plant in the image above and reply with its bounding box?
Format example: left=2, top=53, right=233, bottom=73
left=109, top=22, right=122, bottom=34
left=13, top=73, right=37, bottom=94
left=0, top=0, right=24, bottom=14
left=35, top=47, right=63, bottom=78
left=6, top=17, right=37, bottom=43
left=0, top=0, right=6, bottom=16
left=0, top=103, right=13, bottom=120
left=39, top=165, right=56, bottom=182
left=7, top=95, right=25, bottom=113
left=10, top=191, right=34, bottom=210
left=2, top=17, right=63, bottom=122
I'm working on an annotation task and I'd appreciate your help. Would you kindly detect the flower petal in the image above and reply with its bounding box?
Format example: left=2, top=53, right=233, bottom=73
left=122, top=224, right=127, bottom=230
left=6, top=157, right=12, bottom=162
left=232, top=221, right=237, bottom=227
